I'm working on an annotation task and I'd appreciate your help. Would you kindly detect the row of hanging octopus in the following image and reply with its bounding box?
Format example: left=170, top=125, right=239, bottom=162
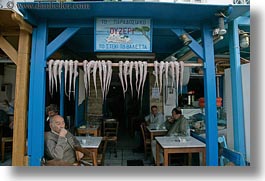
left=47, top=59, right=185, bottom=101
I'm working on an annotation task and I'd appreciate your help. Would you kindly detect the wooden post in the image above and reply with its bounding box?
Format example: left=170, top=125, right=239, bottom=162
left=12, top=29, right=31, bottom=166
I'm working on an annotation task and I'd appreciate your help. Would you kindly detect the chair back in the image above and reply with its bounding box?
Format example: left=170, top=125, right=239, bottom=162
left=140, top=123, right=150, bottom=143
left=103, top=119, right=119, bottom=137
left=76, top=127, right=97, bottom=136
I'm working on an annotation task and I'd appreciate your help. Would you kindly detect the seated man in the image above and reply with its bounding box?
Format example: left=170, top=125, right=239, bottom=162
left=144, top=105, right=164, bottom=128
left=44, top=115, right=82, bottom=164
left=165, top=107, right=189, bottom=136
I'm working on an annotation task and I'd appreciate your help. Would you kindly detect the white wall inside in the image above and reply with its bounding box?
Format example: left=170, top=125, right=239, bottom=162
left=224, top=63, right=250, bottom=163
left=163, top=76, right=176, bottom=118
left=163, top=67, right=191, bottom=119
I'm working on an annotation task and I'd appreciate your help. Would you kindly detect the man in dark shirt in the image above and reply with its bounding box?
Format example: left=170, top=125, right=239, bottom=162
left=165, top=108, right=189, bottom=136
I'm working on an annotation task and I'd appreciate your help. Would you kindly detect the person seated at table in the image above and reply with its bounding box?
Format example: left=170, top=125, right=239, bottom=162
left=165, top=107, right=189, bottom=136
left=45, top=104, right=59, bottom=132
left=144, top=105, right=164, bottom=128
left=0, top=100, right=14, bottom=136
left=44, top=115, right=83, bottom=164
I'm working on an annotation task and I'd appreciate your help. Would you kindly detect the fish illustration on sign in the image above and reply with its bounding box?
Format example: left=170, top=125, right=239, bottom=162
left=106, top=32, right=131, bottom=43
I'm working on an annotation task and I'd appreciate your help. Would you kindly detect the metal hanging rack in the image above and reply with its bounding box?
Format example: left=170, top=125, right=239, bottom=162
left=46, top=60, right=203, bottom=68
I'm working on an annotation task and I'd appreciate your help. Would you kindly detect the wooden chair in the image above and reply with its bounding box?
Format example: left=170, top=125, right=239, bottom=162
left=75, top=127, right=98, bottom=137
left=140, top=123, right=151, bottom=159
left=1, top=137, right=13, bottom=162
left=42, top=146, right=97, bottom=166
left=103, top=119, right=119, bottom=157
left=74, top=146, right=97, bottom=166
left=79, top=139, right=108, bottom=166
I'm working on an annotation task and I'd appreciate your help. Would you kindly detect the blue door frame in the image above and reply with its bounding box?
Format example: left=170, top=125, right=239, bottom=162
left=172, top=27, right=218, bottom=166
left=228, top=18, right=247, bottom=165
left=27, top=25, right=80, bottom=166
left=26, top=10, right=248, bottom=166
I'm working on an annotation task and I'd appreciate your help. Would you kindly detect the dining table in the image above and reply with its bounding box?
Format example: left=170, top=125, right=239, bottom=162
left=76, top=124, right=101, bottom=136
left=146, top=125, right=168, bottom=140
left=76, top=136, right=103, bottom=159
left=155, top=136, right=206, bottom=166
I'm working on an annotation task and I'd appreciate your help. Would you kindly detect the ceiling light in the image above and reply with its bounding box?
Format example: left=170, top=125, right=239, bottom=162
left=239, top=32, right=250, bottom=48
left=218, top=17, right=227, bottom=35
left=179, top=34, right=192, bottom=46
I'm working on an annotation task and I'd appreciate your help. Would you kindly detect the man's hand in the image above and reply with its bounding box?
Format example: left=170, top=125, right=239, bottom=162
left=76, top=151, right=84, bottom=160
left=59, top=128, right=67, bottom=137
left=168, top=117, right=174, bottom=123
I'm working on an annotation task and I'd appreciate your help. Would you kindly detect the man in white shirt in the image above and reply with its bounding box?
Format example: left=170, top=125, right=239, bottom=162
left=144, top=105, right=164, bottom=128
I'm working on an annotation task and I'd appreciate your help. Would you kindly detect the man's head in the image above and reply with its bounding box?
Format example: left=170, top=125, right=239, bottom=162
left=172, top=107, right=182, bottom=120
left=49, top=115, right=65, bottom=134
left=46, top=104, right=59, bottom=117
left=151, top=105, right=158, bottom=116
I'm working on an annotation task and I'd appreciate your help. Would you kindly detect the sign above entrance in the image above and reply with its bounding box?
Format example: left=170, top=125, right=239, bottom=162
left=95, top=18, right=152, bottom=52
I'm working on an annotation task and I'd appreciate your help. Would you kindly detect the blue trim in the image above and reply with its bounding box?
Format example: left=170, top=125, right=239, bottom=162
left=46, top=27, right=80, bottom=59
left=228, top=19, right=246, bottom=160
left=182, top=85, right=188, bottom=94
left=60, top=69, right=64, bottom=117
left=202, top=23, right=218, bottom=166
left=191, top=132, right=205, bottom=143
left=236, top=16, right=250, bottom=26
left=191, top=132, right=246, bottom=166
left=27, top=28, right=37, bottom=161
left=171, top=28, right=204, bottom=60
left=222, top=148, right=246, bottom=166
left=48, top=19, right=93, bottom=28
left=28, top=20, right=48, bottom=166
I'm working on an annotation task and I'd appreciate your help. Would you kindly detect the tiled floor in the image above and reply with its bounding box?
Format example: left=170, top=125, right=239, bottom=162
left=104, top=129, right=154, bottom=166
left=0, top=152, right=12, bottom=166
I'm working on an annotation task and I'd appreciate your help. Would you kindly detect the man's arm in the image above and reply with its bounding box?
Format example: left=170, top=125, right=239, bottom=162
left=66, top=132, right=81, bottom=147
left=179, top=117, right=188, bottom=136
left=46, top=136, right=69, bottom=160
left=166, top=121, right=178, bottom=136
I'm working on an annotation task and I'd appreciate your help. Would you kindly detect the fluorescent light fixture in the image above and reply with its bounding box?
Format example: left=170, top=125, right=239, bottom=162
left=96, top=53, right=156, bottom=59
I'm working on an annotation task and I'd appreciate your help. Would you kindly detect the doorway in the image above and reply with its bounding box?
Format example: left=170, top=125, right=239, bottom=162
left=105, top=72, right=150, bottom=133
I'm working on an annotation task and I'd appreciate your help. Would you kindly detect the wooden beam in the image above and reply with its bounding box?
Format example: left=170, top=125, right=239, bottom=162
left=0, top=35, right=18, bottom=64
left=11, top=12, right=32, bottom=34
left=12, top=29, right=31, bottom=166
left=0, top=29, right=20, bottom=36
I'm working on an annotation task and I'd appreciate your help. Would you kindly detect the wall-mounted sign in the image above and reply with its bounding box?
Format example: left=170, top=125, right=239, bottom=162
left=95, top=18, right=152, bottom=52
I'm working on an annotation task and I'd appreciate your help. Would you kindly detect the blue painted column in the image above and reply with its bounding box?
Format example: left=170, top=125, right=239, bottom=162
left=228, top=19, right=246, bottom=165
left=202, top=24, right=218, bottom=166
left=27, top=20, right=48, bottom=166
